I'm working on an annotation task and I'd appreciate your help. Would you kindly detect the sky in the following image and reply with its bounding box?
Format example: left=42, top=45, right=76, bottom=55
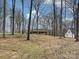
left=2, top=0, right=78, bottom=32
left=7, top=0, right=74, bottom=21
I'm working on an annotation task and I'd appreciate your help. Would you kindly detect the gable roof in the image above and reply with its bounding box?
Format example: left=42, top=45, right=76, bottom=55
left=70, top=28, right=75, bottom=34
left=64, top=28, right=75, bottom=34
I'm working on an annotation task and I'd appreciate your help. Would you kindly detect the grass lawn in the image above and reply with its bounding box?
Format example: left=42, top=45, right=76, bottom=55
left=0, top=34, right=79, bottom=59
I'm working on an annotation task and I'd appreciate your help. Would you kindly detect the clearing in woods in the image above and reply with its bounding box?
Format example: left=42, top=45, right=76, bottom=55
left=0, top=34, right=79, bottom=59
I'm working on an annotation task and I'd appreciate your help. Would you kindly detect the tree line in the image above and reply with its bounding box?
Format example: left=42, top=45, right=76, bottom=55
left=0, top=0, right=79, bottom=41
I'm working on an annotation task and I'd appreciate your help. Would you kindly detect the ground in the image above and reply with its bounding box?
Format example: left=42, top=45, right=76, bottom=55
left=0, top=34, right=79, bottom=59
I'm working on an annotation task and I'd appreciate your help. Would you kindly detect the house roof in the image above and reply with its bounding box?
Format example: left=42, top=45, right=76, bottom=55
left=70, top=28, right=75, bottom=34
left=63, top=27, right=75, bottom=34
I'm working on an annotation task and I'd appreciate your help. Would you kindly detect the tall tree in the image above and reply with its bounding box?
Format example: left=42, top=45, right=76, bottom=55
left=33, top=0, right=44, bottom=33
left=21, top=0, right=25, bottom=34
left=53, top=0, right=56, bottom=36
left=0, top=0, right=3, bottom=16
left=15, top=10, right=22, bottom=33
left=0, top=0, right=3, bottom=20
left=32, top=14, right=36, bottom=32
left=75, top=2, right=79, bottom=41
left=27, top=0, right=33, bottom=40
left=3, top=0, right=6, bottom=38
left=60, top=0, right=63, bottom=38
left=73, top=0, right=76, bottom=39
left=65, top=0, right=66, bottom=21
left=12, top=0, right=16, bottom=35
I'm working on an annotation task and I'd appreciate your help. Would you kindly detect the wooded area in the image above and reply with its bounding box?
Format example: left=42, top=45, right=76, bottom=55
left=0, top=0, right=79, bottom=59
left=0, top=0, right=79, bottom=41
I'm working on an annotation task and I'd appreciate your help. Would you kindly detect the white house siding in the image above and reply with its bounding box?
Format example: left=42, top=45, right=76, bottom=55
left=65, top=29, right=74, bottom=38
left=5, top=15, right=11, bottom=33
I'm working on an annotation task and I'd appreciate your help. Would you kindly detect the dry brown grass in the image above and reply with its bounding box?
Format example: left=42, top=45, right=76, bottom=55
left=0, top=34, right=79, bottom=59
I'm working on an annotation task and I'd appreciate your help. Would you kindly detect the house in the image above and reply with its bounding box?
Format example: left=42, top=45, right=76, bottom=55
left=65, top=29, right=74, bottom=38
left=30, top=29, right=48, bottom=34
left=5, top=15, right=11, bottom=33
left=5, top=14, right=20, bottom=33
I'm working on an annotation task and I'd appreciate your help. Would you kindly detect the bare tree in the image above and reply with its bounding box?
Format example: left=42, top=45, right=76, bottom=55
left=75, top=2, right=79, bottom=41
left=27, top=0, right=33, bottom=40
left=12, top=0, right=16, bottom=35
left=3, top=0, right=6, bottom=38
left=59, top=0, right=63, bottom=38
left=21, top=0, right=25, bottom=34
left=15, top=10, right=22, bottom=33
left=0, top=0, right=3, bottom=15
left=0, top=0, right=3, bottom=33
left=33, top=0, right=44, bottom=33
left=52, top=0, right=56, bottom=36
left=65, top=0, right=66, bottom=21
left=73, top=0, right=76, bottom=39
left=32, top=14, right=36, bottom=32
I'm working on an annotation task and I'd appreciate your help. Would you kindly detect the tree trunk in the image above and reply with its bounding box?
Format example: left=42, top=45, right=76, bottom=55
left=19, top=22, right=21, bottom=33
left=36, top=9, right=39, bottom=33
left=75, top=3, right=79, bottom=41
left=3, top=0, right=6, bottom=38
left=27, top=0, right=33, bottom=40
left=32, top=14, right=36, bottom=32
left=22, top=0, right=25, bottom=34
left=53, top=0, right=56, bottom=36
left=12, top=0, right=16, bottom=35
left=73, top=1, right=76, bottom=39
left=59, top=0, right=63, bottom=38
